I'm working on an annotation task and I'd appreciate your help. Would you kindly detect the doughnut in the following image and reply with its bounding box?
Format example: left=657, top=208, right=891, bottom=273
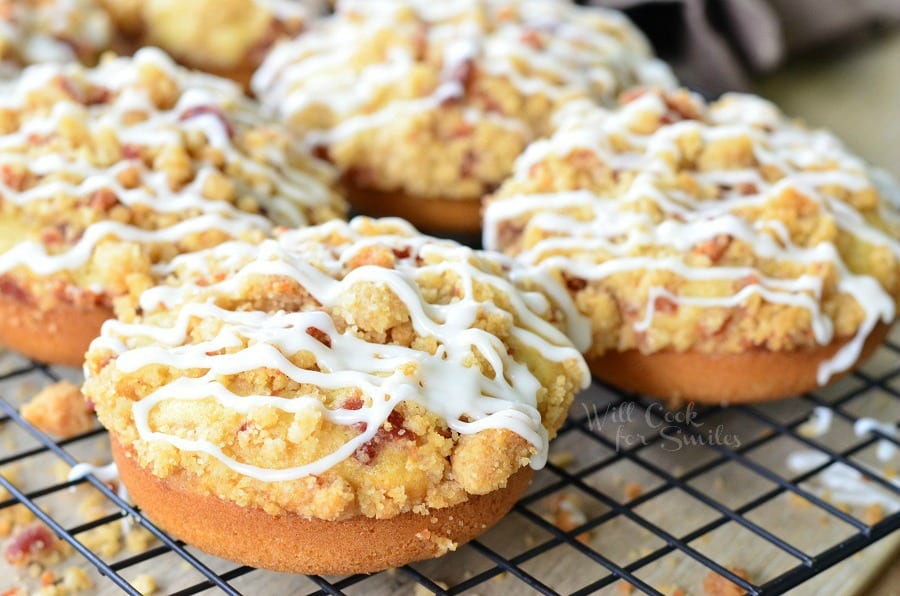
left=82, top=217, right=589, bottom=574
left=252, top=0, right=675, bottom=234
left=484, top=89, right=900, bottom=404
left=100, top=0, right=328, bottom=87
left=0, top=48, right=346, bottom=367
left=0, top=0, right=114, bottom=75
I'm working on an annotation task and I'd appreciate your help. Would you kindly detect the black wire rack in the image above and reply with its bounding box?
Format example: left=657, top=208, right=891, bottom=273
left=0, top=327, right=899, bottom=595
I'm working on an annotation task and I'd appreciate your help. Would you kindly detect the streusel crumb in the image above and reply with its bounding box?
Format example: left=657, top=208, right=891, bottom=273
left=20, top=382, right=93, bottom=439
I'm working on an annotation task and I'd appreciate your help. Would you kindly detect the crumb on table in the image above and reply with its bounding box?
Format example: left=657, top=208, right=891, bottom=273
left=130, top=574, right=156, bottom=596
left=702, top=567, right=751, bottom=596
left=20, top=382, right=93, bottom=439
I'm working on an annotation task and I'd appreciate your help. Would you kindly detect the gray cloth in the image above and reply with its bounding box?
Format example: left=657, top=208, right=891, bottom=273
left=586, top=0, right=900, bottom=94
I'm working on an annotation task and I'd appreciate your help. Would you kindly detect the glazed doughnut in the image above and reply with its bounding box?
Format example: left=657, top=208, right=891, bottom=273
left=83, top=217, right=589, bottom=574
left=0, top=48, right=345, bottom=366
left=484, top=89, right=900, bottom=404
left=101, top=0, right=327, bottom=87
left=252, top=0, right=675, bottom=234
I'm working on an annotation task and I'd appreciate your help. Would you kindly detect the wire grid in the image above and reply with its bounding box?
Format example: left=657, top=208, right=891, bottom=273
left=0, top=331, right=899, bottom=595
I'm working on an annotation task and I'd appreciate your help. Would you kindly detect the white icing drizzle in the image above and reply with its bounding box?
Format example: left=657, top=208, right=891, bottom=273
left=854, top=417, right=899, bottom=462
left=483, top=91, right=900, bottom=384
left=88, top=218, right=590, bottom=482
left=787, top=450, right=899, bottom=512
left=252, top=0, right=675, bottom=146
left=0, top=47, right=338, bottom=280
left=797, top=406, right=834, bottom=438
left=68, top=461, right=119, bottom=484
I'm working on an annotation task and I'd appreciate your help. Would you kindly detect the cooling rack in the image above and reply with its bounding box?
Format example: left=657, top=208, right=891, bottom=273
left=0, top=326, right=898, bottom=595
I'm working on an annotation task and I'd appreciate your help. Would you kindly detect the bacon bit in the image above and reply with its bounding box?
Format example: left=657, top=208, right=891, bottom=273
left=392, top=246, right=411, bottom=260
left=735, top=274, right=760, bottom=291
left=450, top=120, right=474, bottom=139
left=620, top=87, right=651, bottom=105
left=663, top=91, right=702, bottom=121
left=305, top=326, right=332, bottom=348
left=693, top=234, right=732, bottom=264
left=353, top=409, right=410, bottom=465
left=54, top=75, right=110, bottom=106
left=0, top=164, right=28, bottom=191
left=411, top=23, right=429, bottom=60
left=440, top=59, right=475, bottom=105
left=86, top=86, right=112, bottom=106
left=563, top=274, right=587, bottom=292
left=238, top=422, right=250, bottom=433
left=122, top=144, right=142, bottom=160
left=89, top=188, right=119, bottom=212
left=624, top=482, right=643, bottom=500
left=735, top=182, right=758, bottom=195
left=0, top=276, right=29, bottom=303
left=40, top=570, right=55, bottom=587
left=460, top=150, right=478, bottom=178
left=179, top=105, right=234, bottom=138
left=653, top=295, right=678, bottom=315
left=40, top=223, right=68, bottom=246
left=4, top=524, right=57, bottom=567
left=343, top=396, right=364, bottom=411
left=520, top=28, right=544, bottom=49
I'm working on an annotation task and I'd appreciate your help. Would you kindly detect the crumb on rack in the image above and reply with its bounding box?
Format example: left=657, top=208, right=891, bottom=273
left=79, top=521, right=122, bottom=558
left=549, top=492, right=591, bottom=544
left=20, top=382, right=94, bottom=439
left=624, top=481, right=643, bottom=500
left=787, top=492, right=810, bottom=508
left=125, top=526, right=157, bottom=553
left=130, top=574, right=157, bottom=596
left=616, top=580, right=634, bottom=595
left=549, top=450, right=575, bottom=468
left=50, top=461, right=72, bottom=484
left=62, top=567, right=93, bottom=593
left=0, top=466, right=35, bottom=537
left=413, top=581, right=449, bottom=596
left=702, top=567, right=751, bottom=596
left=863, top=504, right=885, bottom=525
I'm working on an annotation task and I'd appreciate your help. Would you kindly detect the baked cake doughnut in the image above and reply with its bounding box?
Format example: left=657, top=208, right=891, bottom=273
left=252, top=0, right=675, bottom=233
left=101, top=0, right=327, bottom=87
left=82, top=216, right=589, bottom=574
left=484, top=89, right=900, bottom=404
left=0, top=0, right=114, bottom=75
left=0, top=48, right=345, bottom=367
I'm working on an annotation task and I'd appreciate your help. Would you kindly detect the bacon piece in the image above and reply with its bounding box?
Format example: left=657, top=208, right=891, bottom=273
left=4, top=524, right=57, bottom=567
left=179, top=105, right=235, bottom=138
